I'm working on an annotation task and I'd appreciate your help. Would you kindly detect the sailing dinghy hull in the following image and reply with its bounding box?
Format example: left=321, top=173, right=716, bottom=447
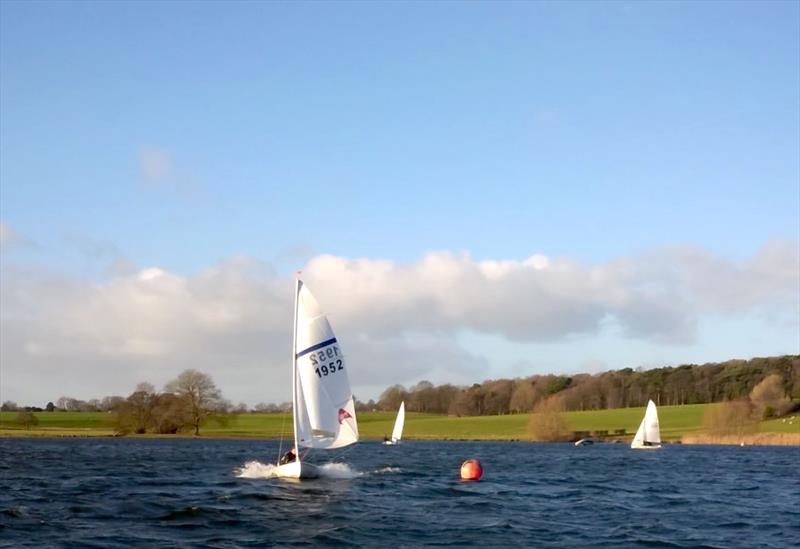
left=274, top=461, right=320, bottom=479
left=630, top=443, right=661, bottom=450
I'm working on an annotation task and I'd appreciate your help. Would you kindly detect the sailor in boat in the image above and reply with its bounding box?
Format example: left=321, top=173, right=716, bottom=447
left=279, top=447, right=297, bottom=465
left=383, top=435, right=391, bottom=443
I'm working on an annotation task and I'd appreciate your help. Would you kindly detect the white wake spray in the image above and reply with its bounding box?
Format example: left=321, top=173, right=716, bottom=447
left=374, top=466, right=401, bottom=474
left=234, top=461, right=364, bottom=480
left=235, top=460, right=278, bottom=479
left=317, top=462, right=361, bottom=479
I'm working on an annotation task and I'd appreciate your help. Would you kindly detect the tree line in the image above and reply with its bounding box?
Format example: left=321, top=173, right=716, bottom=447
left=367, top=355, right=799, bottom=416
left=3, top=355, right=797, bottom=429
left=2, top=391, right=286, bottom=417
left=526, top=371, right=798, bottom=442
left=703, top=373, right=796, bottom=437
left=113, top=370, right=228, bottom=435
left=2, top=369, right=230, bottom=436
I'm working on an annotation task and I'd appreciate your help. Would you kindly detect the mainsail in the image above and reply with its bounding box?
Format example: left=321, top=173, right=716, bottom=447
left=390, top=401, right=405, bottom=443
left=631, top=399, right=661, bottom=449
left=293, top=281, right=359, bottom=450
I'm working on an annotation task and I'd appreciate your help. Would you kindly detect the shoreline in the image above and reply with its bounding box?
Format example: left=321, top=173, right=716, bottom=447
left=2, top=429, right=798, bottom=446
left=680, top=433, right=800, bottom=446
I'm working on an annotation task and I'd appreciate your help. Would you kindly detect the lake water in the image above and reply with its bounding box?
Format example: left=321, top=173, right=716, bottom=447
left=0, top=438, right=797, bottom=547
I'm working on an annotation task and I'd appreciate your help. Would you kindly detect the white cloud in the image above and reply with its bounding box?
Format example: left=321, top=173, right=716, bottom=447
left=299, top=250, right=704, bottom=343
left=669, top=238, right=799, bottom=313
left=1, top=240, right=797, bottom=406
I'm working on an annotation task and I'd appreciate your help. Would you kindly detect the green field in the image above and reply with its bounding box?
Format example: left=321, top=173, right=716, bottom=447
left=2, top=404, right=797, bottom=440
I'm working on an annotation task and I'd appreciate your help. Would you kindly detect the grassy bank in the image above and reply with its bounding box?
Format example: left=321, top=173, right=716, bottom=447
left=1, top=405, right=796, bottom=442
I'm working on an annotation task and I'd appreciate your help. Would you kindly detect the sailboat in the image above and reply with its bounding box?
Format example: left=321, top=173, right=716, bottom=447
left=630, top=399, right=661, bottom=450
left=274, top=279, right=359, bottom=479
left=383, top=401, right=405, bottom=445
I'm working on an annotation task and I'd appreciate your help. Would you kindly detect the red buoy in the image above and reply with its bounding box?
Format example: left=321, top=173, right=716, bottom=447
left=460, top=459, right=483, bottom=481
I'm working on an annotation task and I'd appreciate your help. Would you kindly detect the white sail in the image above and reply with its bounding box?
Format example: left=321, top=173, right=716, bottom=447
left=631, top=417, right=646, bottom=447
left=293, top=282, right=358, bottom=450
left=390, top=401, right=405, bottom=443
left=644, top=400, right=661, bottom=444
left=631, top=399, right=661, bottom=449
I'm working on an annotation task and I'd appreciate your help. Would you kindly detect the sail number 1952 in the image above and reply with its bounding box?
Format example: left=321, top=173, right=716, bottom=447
left=310, top=346, right=343, bottom=378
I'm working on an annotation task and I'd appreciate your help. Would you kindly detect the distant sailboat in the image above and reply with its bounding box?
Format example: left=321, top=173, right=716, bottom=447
left=631, top=400, right=661, bottom=450
left=384, top=401, right=405, bottom=445
left=274, top=279, right=359, bottom=479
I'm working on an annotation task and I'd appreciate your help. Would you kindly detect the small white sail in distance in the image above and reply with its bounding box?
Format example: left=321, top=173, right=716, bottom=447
left=387, top=401, right=405, bottom=444
left=631, top=399, right=661, bottom=449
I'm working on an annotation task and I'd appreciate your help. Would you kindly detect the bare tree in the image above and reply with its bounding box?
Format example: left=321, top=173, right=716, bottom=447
left=1, top=401, right=18, bottom=412
left=114, top=382, right=157, bottom=434
left=703, top=400, right=755, bottom=438
left=164, top=370, right=225, bottom=436
left=378, top=384, right=407, bottom=412
left=254, top=402, right=276, bottom=413
left=528, top=395, right=571, bottom=442
left=16, top=410, right=39, bottom=430
left=481, top=379, right=513, bottom=415
left=749, top=374, right=789, bottom=419
left=100, top=396, right=126, bottom=412
left=150, top=393, right=185, bottom=434
left=254, top=401, right=292, bottom=413
left=407, top=381, right=435, bottom=413
left=448, top=384, right=484, bottom=416
left=509, top=380, right=536, bottom=413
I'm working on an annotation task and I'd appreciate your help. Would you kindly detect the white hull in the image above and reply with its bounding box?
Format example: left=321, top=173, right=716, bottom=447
left=631, top=443, right=661, bottom=450
left=383, top=440, right=400, bottom=445
left=274, top=461, right=320, bottom=479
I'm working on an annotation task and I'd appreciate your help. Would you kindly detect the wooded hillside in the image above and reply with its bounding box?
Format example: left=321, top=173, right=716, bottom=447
left=366, top=355, right=800, bottom=416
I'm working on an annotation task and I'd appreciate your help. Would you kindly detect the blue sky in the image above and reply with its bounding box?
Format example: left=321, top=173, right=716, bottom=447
left=1, top=1, right=798, bottom=406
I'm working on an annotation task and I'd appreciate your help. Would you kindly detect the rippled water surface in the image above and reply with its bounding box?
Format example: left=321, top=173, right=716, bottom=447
left=1, top=438, right=798, bottom=547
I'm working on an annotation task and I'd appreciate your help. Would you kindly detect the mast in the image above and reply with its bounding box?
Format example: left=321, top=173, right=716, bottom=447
left=291, top=277, right=301, bottom=463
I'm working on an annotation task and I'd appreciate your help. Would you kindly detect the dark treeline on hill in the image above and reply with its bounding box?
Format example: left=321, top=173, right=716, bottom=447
left=361, top=355, right=800, bottom=416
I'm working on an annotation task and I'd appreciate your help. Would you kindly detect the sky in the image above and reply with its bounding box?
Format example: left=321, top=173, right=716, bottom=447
left=1, top=1, right=798, bottom=407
